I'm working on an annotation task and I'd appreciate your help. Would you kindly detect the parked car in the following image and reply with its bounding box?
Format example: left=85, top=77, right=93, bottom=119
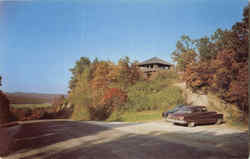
left=162, top=104, right=185, bottom=118
left=167, top=106, right=223, bottom=127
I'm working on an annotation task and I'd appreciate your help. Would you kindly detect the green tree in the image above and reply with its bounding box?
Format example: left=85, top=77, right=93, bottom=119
left=69, top=57, right=91, bottom=90
left=171, top=35, right=197, bottom=71
left=195, top=36, right=217, bottom=61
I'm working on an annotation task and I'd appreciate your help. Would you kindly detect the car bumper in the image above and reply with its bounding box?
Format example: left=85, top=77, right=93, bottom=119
left=167, top=118, right=187, bottom=124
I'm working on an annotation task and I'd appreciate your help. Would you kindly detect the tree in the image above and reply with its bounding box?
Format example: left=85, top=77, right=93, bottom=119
left=69, top=68, right=92, bottom=120
left=69, top=57, right=91, bottom=90
left=182, top=5, right=249, bottom=114
left=195, top=36, right=217, bottom=61
left=89, top=88, right=127, bottom=120
left=117, top=57, right=132, bottom=88
left=172, top=35, right=197, bottom=71
left=91, top=61, right=112, bottom=91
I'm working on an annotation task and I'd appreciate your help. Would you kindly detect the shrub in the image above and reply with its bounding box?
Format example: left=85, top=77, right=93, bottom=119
left=155, top=70, right=179, bottom=81
left=106, top=110, right=123, bottom=121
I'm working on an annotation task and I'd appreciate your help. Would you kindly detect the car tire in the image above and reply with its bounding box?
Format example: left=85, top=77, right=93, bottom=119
left=216, top=119, right=223, bottom=125
left=188, top=122, right=195, bottom=127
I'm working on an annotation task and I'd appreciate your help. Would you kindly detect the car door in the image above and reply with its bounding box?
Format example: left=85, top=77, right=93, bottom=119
left=195, top=108, right=218, bottom=125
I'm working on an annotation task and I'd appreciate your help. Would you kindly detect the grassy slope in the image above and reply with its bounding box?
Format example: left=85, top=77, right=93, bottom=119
left=107, top=73, right=183, bottom=122
left=107, top=110, right=163, bottom=122
left=206, top=93, right=248, bottom=129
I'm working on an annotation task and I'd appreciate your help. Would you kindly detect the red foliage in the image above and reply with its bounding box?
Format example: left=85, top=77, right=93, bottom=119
left=101, top=88, right=127, bottom=109
left=89, top=88, right=127, bottom=120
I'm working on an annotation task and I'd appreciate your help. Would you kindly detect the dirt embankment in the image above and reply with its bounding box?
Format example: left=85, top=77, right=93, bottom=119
left=175, top=82, right=209, bottom=106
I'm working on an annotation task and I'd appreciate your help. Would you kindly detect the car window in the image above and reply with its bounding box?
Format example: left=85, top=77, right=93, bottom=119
left=175, top=108, right=192, bottom=114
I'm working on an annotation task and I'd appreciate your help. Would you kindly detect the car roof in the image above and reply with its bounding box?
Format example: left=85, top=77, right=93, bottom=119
left=183, top=106, right=207, bottom=110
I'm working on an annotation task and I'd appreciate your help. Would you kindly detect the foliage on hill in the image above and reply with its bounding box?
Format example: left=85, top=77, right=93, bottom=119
left=172, top=6, right=249, bottom=115
left=68, top=57, right=183, bottom=121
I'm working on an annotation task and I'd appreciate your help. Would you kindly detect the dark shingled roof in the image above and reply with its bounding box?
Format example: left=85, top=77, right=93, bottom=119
left=138, top=57, right=172, bottom=66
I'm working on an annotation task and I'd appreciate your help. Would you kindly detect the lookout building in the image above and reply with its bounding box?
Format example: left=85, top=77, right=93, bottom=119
left=137, top=57, right=173, bottom=78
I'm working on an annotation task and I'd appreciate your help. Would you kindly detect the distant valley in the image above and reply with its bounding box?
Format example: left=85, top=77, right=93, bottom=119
left=6, top=92, right=66, bottom=104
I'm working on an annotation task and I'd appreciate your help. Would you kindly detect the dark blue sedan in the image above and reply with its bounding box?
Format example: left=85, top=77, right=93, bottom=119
left=162, top=104, right=185, bottom=118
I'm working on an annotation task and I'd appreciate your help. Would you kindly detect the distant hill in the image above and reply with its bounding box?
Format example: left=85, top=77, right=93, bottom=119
left=6, top=92, right=66, bottom=104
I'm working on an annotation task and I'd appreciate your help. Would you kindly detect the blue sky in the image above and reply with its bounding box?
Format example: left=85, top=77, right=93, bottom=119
left=0, top=0, right=248, bottom=94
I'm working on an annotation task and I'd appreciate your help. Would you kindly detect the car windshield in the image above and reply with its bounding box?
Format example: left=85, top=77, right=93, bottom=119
left=175, top=108, right=192, bottom=114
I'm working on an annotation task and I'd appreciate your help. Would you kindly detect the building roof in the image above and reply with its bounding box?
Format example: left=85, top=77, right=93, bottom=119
left=138, top=57, right=172, bottom=66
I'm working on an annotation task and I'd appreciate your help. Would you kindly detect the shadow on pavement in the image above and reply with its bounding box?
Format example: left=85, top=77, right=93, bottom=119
left=0, top=120, right=110, bottom=157
left=22, top=130, right=248, bottom=159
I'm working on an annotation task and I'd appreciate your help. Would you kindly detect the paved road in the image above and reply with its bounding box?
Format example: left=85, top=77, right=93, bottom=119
left=0, top=120, right=248, bottom=159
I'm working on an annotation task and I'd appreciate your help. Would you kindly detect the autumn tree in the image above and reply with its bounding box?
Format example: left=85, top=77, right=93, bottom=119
left=180, top=5, right=249, bottom=114
left=89, top=88, right=127, bottom=120
left=68, top=57, right=142, bottom=120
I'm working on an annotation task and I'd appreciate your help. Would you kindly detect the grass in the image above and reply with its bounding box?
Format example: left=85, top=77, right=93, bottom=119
left=107, top=110, right=163, bottom=122
left=11, top=103, right=52, bottom=109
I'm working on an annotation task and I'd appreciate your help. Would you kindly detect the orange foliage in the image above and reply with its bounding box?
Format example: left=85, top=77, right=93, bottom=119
left=183, top=6, right=248, bottom=113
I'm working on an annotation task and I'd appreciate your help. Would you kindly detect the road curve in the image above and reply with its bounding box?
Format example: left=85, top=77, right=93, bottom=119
left=0, top=119, right=248, bottom=159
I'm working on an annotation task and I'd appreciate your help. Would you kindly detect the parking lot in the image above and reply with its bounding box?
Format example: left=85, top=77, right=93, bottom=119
left=0, top=119, right=248, bottom=159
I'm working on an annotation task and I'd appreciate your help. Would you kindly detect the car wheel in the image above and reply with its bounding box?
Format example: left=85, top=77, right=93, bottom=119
left=188, top=122, right=195, bottom=127
left=216, top=119, right=223, bottom=125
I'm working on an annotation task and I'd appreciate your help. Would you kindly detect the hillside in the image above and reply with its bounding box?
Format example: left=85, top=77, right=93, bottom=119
left=6, top=92, right=65, bottom=104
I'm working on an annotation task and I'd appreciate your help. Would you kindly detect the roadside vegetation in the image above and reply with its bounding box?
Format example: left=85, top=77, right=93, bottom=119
left=9, top=95, right=73, bottom=121
left=0, top=76, right=11, bottom=124
left=172, top=6, right=248, bottom=125
left=0, top=85, right=72, bottom=122
left=11, top=103, right=52, bottom=109
left=68, top=57, right=184, bottom=121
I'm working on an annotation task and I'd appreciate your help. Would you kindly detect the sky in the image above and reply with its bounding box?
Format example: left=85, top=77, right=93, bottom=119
left=0, top=0, right=248, bottom=94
